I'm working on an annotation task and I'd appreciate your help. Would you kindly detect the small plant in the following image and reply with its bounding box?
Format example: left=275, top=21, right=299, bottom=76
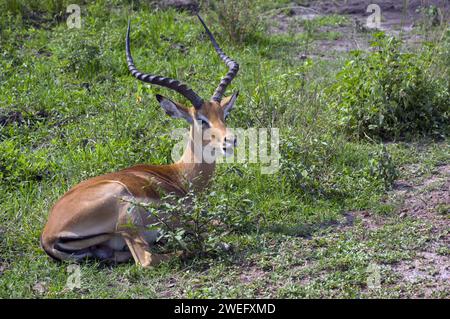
left=435, top=203, right=449, bottom=216
left=280, top=132, right=336, bottom=195
left=126, top=186, right=254, bottom=257
left=147, top=190, right=223, bottom=255
left=327, top=32, right=449, bottom=140
left=417, top=5, right=444, bottom=30
left=207, top=0, right=266, bottom=44
left=368, top=145, right=398, bottom=190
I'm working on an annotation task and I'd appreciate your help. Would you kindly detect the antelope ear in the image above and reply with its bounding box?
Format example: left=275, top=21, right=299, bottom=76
left=220, top=91, right=239, bottom=118
left=156, top=95, right=192, bottom=123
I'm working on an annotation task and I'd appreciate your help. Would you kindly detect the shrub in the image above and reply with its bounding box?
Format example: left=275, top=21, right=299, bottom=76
left=280, top=131, right=398, bottom=198
left=125, top=186, right=255, bottom=257
left=417, top=5, right=445, bottom=30
left=327, top=32, right=449, bottom=140
left=207, top=0, right=266, bottom=44
left=367, top=145, right=398, bottom=190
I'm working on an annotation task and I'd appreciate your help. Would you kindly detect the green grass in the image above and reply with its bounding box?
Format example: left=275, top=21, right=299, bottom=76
left=0, top=0, right=449, bottom=298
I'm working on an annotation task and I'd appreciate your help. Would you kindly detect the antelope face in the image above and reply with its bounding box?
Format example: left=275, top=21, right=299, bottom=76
left=156, top=92, right=238, bottom=159
left=194, top=93, right=238, bottom=157
left=126, top=14, right=240, bottom=160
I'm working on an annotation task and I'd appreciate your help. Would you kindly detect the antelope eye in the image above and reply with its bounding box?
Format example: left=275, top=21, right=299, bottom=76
left=197, top=118, right=209, bottom=127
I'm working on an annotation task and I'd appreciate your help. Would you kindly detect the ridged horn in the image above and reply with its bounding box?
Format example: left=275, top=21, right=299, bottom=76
left=196, top=14, right=239, bottom=102
left=126, top=20, right=204, bottom=109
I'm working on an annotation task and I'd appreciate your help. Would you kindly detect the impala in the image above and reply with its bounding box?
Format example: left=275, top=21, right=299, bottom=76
left=41, top=15, right=239, bottom=267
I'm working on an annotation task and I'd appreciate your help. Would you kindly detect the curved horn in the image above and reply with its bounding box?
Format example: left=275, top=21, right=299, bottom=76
left=126, top=20, right=204, bottom=109
left=197, top=14, right=239, bottom=102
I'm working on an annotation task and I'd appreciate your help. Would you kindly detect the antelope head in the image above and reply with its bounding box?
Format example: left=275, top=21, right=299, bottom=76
left=126, top=15, right=239, bottom=162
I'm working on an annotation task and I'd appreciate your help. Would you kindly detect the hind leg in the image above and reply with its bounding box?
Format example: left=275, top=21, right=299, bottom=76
left=92, top=245, right=114, bottom=259
left=91, top=243, right=132, bottom=263
left=113, top=250, right=133, bottom=263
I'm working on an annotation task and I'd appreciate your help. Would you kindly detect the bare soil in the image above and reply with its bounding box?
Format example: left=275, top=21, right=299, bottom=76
left=390, top=164, right=449, bottom=297
left=270, top=0, right=449, bottom=59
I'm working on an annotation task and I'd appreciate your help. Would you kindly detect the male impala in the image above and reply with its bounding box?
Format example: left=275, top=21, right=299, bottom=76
left=41, top=15, right=239, bottom=267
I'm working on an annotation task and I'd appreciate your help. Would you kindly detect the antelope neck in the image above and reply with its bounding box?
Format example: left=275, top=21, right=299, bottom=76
left=173, top=130, right=216, bottom=191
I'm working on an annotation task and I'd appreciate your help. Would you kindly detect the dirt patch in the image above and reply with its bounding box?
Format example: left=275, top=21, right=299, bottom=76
left=335, top=163, right=449, bottom=297
left=309, top=0, right=447, bottom=15
left=392, top=250, right=449, bottom=297
left=158, top=0, right=199, bottom=12
left=239, top=267, right=267, bottom=284
left=297, top=0, right=448, bottom=29
left=345, top=210, right=387, bottom=230
left=389, top=164, right=450, bottom=297
left=396, top=164, right=449, bottom=226
left=269, top=0, right=449, bottom=59
left=0, top=110, right=24, bottom=126
left=32, top=281, right=48, bottom=295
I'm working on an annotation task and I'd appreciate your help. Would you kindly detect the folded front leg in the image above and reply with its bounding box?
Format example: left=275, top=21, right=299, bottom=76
left=121, top=231, right=180, bottom=267
left=120, top=232, right=152, bottom=267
